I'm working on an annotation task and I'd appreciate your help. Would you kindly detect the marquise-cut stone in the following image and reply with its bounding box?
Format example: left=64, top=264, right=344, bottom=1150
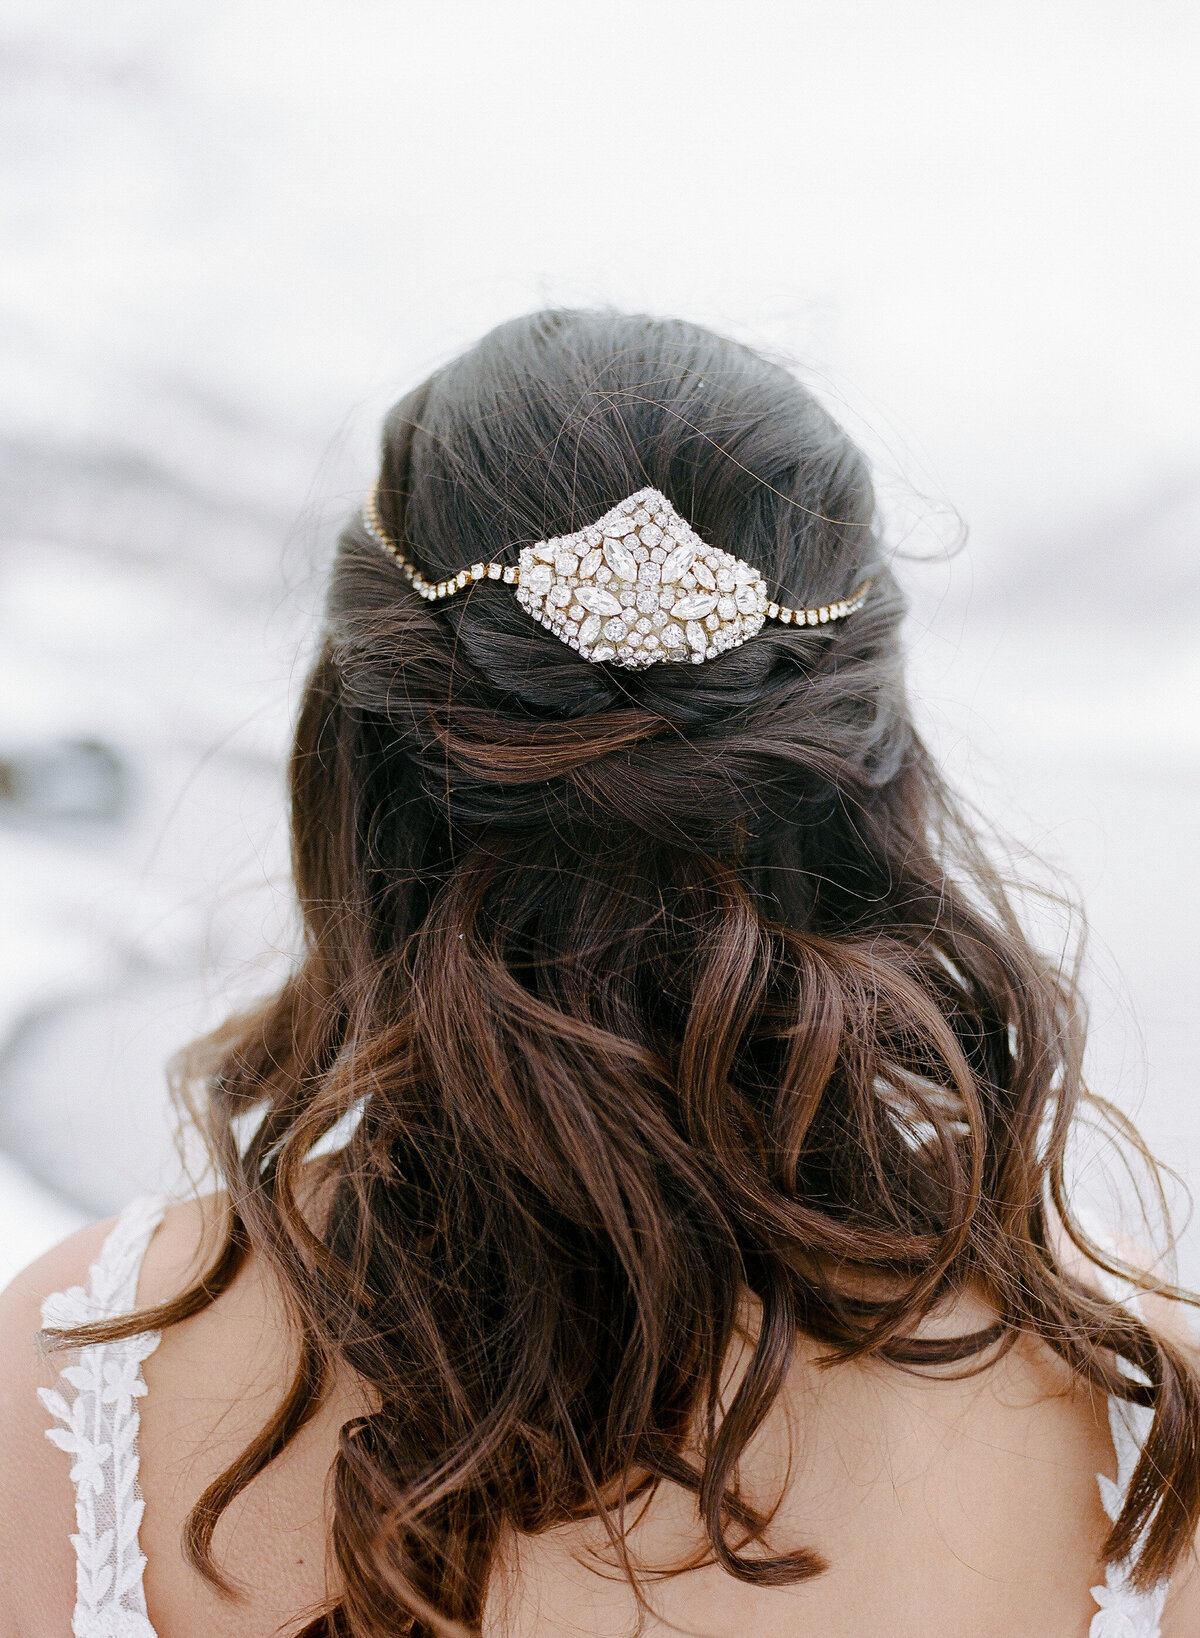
left=685, top=620, right=707, bottom=653
left=660, top=542, right=695, bottom=583
left=591, top=643, right=616, bottom=662
left=576, top=586, right=623, bottom=616
left=579, top=612, right=602, bottom=645
left=578, top=548, right=602, bottom=578
left=692, top=561, right=716, bottom=590
left=602, top=538, right=638, bottom=581
left=735, top=583, right=760, bottom=614
left=672, top=592, right=718, bottom=621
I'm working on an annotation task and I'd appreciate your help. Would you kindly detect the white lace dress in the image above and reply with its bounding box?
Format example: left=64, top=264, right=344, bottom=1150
left=40, top=1198, right=1171, bottom=1638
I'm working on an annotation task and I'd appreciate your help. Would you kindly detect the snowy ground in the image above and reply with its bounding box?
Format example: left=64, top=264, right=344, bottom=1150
left=1, top=2, right=1197, bottom=1290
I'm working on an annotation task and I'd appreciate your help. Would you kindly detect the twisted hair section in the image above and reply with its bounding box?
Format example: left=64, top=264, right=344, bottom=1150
left=52, top=311, right=1200, bottom=1636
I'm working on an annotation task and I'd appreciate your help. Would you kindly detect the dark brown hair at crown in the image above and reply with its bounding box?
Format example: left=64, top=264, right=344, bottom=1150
left=51, top=310, right=1200, bottom=1636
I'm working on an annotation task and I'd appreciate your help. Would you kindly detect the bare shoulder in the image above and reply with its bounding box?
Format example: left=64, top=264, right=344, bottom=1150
left=1061, top=1225, right=1200, bottom=1632
left=0, top=1195, right=233, bottom=1636
left=0, top=1216, right=116, bottom=1636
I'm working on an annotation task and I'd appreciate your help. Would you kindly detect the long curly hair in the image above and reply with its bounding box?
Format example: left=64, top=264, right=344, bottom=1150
left=59, top=310, right=1200, bottom=1636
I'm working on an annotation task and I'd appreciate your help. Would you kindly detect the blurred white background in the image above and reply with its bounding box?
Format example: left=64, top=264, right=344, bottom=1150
left=1, top=0, right=1197, bottom=1286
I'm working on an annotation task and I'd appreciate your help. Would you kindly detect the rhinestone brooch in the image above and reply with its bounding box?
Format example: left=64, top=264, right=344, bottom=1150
left=514, top=488, right=770, bottom=668
left=363, top=485, right=872, bottom=670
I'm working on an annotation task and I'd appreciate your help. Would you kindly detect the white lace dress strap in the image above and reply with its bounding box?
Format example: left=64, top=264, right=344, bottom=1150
left=1089, top=1394, right=1168, bottom=1636
left=1085, top=1228, right=1171, bottom=1637
left=39, top=1194, right=168, bottom=1638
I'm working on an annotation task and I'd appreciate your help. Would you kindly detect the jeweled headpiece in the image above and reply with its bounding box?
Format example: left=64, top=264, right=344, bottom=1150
left=363, top=486, right=871, bottom=670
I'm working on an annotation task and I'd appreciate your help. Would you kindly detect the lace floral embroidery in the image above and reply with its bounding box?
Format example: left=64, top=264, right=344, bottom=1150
left=40, top=1195, right=167, bottom=1638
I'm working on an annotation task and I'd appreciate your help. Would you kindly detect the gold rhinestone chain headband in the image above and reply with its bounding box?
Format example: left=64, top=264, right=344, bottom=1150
left=363, top=486, right=872, bottom=671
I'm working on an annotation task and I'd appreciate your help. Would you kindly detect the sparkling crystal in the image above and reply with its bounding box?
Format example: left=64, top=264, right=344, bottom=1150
left=644, top=633, right=659, bottom=650
left=591, top=643, right=616, bottom=662
left=619, top=589, right=636, bottom=608
left=579, top=612, right=602, bottom=645
left=569, top=604, right=586, bottom=622
left=651, top=609, right=668, bottom=628
left=692, top=561, right=716, bottom=590
left=526, top=564, right=553, bottom=596
left=638, top=561, right=661, bottom=585
left=716, top=568, right=735, bottom=592
left=578, top=548, right=602, bottom=579
left=680, top=573, right=696, bottom=590
left=636, top=589, right=659, bottom=614
left=704, top=611, right=720, bottom=631
left=596, top=567, right=612, bottom=584
left=548, top=584, right=572, bottom=607
left=555, top=550, right=579, bottom=577
left=609, top=512, right=636, bottom=531
left=734, top=561, right=754, bottom=584
left=603, top=538, right=638, bottom=581
left=650, top=547, right=666, bottom=563
left=628, top=631, right=643, bottom=648
left=661, top=623, right=685, bottom=648
left=717, top=595, right=736, bottom=620
left=660, top=542, right=696, bottom=583
left=640, top=522, right=663, bottom=547
left=533, top=543, right=557, bottom=562
left=686, top=620, right=707, bottom=653
left=633, top=508, right=650, bottom=525
left=635, top=617, right=652, bottom=635
left=735, top=582, right=760, bottom=614
left=672, top=592, right=718, bottom=621
left=576, top=586, right=623, bottom=616
left=603, top=616, right=628, bottom=641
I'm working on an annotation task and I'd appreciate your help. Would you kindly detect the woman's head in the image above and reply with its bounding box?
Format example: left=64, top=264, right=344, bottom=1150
left=87, top=312, right=1200, bottom=1636
left=309, top=309, right=906, bottom=936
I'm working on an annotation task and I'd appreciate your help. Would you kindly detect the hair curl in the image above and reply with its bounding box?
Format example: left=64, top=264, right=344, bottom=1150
left=58, top=310, right=1200, bottom=1635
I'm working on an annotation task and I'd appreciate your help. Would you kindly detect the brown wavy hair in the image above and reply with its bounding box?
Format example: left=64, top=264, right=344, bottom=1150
left=57, top=310, right=1200, bottom=1635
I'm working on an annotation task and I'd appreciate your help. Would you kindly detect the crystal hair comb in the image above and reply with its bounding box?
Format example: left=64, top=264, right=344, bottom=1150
left=363, top=486, right=871, bottom=670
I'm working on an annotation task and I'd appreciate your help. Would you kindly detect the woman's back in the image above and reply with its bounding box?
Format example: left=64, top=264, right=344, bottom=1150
left=4, top=310, right=1200, bottom=1636
left=2, top=1193, right=1195, bottom=1636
